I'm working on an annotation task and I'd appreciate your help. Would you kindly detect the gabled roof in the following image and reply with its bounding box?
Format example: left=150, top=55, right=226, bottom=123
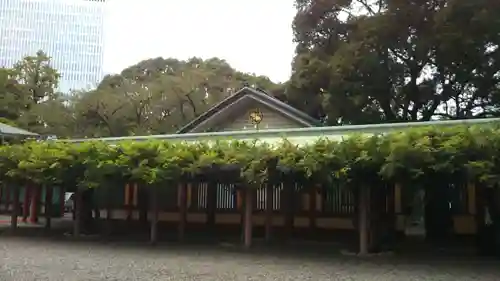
left=0, top=122, right=38, bottom=137
left=177, top=87, right=322, bottom=133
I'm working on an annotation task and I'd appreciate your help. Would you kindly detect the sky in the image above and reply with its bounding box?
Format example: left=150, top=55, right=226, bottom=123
left=104, top=0, right=297, bottom=83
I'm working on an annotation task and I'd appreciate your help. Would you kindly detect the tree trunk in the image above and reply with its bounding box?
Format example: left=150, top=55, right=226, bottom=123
left=74, top=189, right=82, bottom=237
left=243, top=187, right=253, bottom=248
left=265, top=184, right=274, bottom=243
left=11, top=187, right=20, bottom=230
left=150, top=186, right=158, bottom=245
left=359, top=186, right=370, bottom=255
left=178, top=183, right=187, bottom=242
left=45, top=187, right=53, bottom=229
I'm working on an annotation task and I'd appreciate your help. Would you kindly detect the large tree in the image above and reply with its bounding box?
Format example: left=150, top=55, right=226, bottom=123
left=72, top=57, right=280, bottom=137
left=0, top=53, right=282, bottom=138
left=288, top=0, right=500, bottom=125
left=0, top=50, right=63, bottom=134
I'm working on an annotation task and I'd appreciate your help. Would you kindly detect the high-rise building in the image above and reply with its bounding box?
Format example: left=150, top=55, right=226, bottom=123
left=0, top=0, right=106, bottom=93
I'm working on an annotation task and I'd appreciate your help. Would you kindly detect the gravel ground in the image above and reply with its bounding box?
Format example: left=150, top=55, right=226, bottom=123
left=0, top=236, right=499, bottom=281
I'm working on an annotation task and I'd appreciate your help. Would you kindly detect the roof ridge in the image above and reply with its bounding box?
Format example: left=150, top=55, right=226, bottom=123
left=176, top=86, right=322, bottom=133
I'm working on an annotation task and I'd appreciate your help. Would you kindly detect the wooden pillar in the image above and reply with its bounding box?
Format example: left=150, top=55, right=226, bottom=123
left=150, top=186, right=158, bottom=244
left=394, top=183, right=402, bottom=214
left=45, top=187, right=53, bottom=229
left=30, top=186, right=40, bottom=224
left=243, top=186, right=253, bottom=248
left=73, top=189, right=82, bottom=237
left=358, top=186, right=370, bottom=255
left=11, top=187, right=20, bottom=230
left=206, top=181, right=217, bottom=234
left=309, top=184, right=318, bottom=237
left=125, top=183, right=133, bottom=221
left=178, top=183, right=187, bottom=242
left=238, top=186, right=245, bottom=243
left=138, top=184, right=148, bottom=225
left=468, top=183, right=476, bottom=215
left=133, top=183, right=138, bottom=207
left=59, top=187, right=65, bottom=215
left=5, top=185, right=11, bottom=213
left=283, top=183, right=294, bottom=240
left=22, top=185, right=31, bottom=222
left=265, top=184, right=274, bottom=242
left=105, top=186, right=113, bottom=237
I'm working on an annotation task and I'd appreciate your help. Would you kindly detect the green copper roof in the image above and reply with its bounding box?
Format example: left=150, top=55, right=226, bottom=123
left=63, top=117, right=500, bottom=145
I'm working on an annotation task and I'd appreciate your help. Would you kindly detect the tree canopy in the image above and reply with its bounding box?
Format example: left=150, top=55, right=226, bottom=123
left=0, top=54, right=283, bottom=138
left=287, top=0, right=500, bottom=125
left=1, top=0, right=499, bottom=137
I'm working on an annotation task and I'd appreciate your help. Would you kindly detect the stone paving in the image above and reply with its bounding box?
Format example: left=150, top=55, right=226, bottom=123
left=0, top=235, right=499, bottom=281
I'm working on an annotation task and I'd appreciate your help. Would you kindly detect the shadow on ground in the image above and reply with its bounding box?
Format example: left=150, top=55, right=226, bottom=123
left=1, top=219, right=498, bottom=268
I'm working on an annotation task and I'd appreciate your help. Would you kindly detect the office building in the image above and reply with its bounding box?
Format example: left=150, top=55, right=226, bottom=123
left=0, top=0, right=106, bottom=93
